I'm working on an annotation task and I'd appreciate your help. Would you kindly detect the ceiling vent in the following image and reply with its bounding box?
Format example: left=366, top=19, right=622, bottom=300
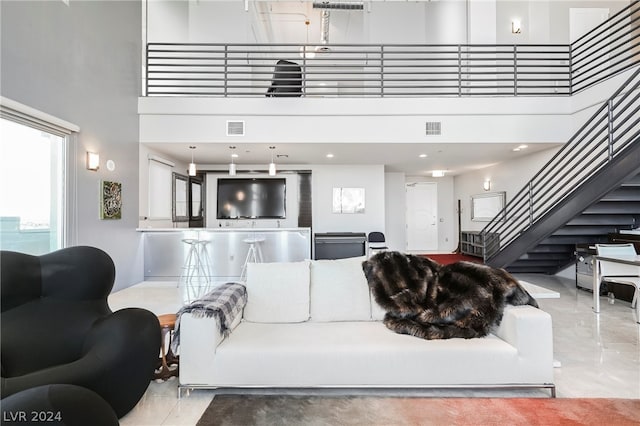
left=425, top=121, right=442, bottom=136
left=226, top=120, right=245, bottom=136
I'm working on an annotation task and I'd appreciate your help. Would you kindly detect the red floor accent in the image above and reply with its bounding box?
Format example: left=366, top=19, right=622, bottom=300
left=420, top=253, right=483, bottom=264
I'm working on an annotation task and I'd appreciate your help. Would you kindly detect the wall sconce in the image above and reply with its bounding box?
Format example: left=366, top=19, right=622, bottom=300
left=483, top=179, right=491, bottom=191
left=86, top=151, right=99, bottom=171
left=229, top=146, right=237, bottom=176
left=188, top=146, right=197, bottom=176
left=268, top=146, right=277, bottom=176
left=512, top=19, right=522, bottom=34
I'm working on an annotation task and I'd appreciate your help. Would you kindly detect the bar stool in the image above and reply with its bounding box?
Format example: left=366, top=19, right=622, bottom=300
left=154, top=313, right=179, bottom=381
left=179, top=238, right=213, bottom=304
left=240, top=235, right=266, bottom=281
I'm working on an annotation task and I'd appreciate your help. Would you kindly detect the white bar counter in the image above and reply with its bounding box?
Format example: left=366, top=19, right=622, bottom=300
left=138, top=227, right=311, bottom=281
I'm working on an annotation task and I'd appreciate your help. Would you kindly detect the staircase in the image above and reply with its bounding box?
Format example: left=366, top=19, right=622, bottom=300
left=505, top=174, right=640, bottom=274
left=482, top=67, right=640, bottom=274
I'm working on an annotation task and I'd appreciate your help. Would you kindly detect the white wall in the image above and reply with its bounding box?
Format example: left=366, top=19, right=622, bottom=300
left=469, top=0, right=497, bottom=44
left=147, top=0, right=188, bottom=42
left=384, top=172, right=406, bottom=252
left=570, top=67, right=639, bottom=134
left=146, top=0, right=632, bottom=46
left=148, top=0, right=249, bottom=43
left=366, top=2, right=467, bottom=44
left=312, top=165, right=385, bottom=234
left=139, top=96, right=573, bottom=146
left=454, top=147, right=560, bottom=233
left=1, top=1, right=143, bottom=291
left=496, top=0, right=629, bottom=44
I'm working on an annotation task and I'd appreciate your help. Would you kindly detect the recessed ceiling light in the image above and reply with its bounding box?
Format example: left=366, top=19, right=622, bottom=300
left=419, top=154, right=427, bottom=158
left=326, top=153, right=334, bottom=158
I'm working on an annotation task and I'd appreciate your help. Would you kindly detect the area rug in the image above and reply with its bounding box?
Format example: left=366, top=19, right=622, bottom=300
left=196, top=395, right=640, bottom=426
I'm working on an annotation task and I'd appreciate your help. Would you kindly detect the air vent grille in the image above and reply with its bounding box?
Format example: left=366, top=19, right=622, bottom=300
left=227, top=120, right=245, bottom=136
left=425, top=121, right=442, bottom=136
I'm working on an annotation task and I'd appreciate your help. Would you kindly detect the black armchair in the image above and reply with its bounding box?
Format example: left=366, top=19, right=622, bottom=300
left=0, top=246, right=161, bottom=418
left=266, top=59, right=303, bottom=97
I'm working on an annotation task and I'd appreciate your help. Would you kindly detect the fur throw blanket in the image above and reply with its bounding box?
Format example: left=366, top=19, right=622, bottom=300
left=361, top=251, right=538, bottom=340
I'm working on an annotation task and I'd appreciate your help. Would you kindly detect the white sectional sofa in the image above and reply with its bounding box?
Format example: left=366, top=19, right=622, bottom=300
left=178, top=256, right=555, bottom=396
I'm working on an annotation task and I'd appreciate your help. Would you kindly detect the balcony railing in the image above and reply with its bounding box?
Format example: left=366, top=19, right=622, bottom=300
left=145, top=1, right=639, bottom=98
left=146, top=43, right=571, bottom=97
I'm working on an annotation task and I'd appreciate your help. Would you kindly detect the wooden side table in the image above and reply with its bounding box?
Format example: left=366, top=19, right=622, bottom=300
left=154, top=313, right=179, bottom=380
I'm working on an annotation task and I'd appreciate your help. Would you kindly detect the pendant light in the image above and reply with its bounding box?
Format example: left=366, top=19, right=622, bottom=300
left=268, top=146, right=276, bottom=176
left=188, top=146, right=197, bottom=176
left=229, top=146, right=237, bottom=176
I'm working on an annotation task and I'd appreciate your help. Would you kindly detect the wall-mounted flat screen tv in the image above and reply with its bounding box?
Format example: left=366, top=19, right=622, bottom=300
left=217, top=178, right=286, bottom=219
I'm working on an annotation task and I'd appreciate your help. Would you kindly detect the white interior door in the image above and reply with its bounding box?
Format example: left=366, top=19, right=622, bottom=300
left=406, top=182, right=438, bottom=252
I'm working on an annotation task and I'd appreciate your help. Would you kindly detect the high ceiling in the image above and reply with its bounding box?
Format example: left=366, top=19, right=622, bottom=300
left=143, top=142, right=560, bottom=176
left=142, top=0, right=572, bottom=176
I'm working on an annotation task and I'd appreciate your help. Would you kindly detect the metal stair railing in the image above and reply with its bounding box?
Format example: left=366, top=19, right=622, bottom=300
left=480, top=66, right=640, bottom=263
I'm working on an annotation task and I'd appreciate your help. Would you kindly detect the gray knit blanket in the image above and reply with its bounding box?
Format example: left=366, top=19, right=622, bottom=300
left=171, top=282, right=247, bottom=353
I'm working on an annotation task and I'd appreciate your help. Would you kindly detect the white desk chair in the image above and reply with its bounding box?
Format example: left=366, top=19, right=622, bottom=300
left=595, top=243, right=639, bottom=321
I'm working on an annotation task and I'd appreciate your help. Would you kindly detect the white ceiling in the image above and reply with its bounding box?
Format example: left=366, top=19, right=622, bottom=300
left=143, top=142, right=560, bottom=176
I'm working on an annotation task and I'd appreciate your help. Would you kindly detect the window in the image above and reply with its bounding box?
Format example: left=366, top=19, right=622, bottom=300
left=0, top=99, right=77, bottom=255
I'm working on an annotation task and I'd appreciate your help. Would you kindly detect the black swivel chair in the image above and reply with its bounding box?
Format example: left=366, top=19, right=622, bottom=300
left=0, top=246, right=161, bottom=418
left=367, top=232, right=389, bottom=256
left=266, top=60, right=303, bottom=97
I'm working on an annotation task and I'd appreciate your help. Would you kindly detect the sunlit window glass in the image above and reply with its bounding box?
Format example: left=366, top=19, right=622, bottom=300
left=0, top=118, right=65, bottom=254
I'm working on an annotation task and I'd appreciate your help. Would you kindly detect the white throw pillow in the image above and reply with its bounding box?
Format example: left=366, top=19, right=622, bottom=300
left=243, top=261, right=311, bottom=323
left=310, top=256, right=372, bottom=321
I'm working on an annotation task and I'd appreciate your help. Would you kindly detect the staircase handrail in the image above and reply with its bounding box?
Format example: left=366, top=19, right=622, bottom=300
left=481, top=65, right=640, bottom=263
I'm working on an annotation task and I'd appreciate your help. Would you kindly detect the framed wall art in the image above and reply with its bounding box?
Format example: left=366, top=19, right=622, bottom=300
left=332, top=187, right=365, bottom=214
left=100, top=180, right=122, bottom=220
left=471, top=191, right=506, bottom=222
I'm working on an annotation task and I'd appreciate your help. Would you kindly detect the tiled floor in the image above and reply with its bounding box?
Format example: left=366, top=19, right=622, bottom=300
left=108, top=274, right=640, bottom=426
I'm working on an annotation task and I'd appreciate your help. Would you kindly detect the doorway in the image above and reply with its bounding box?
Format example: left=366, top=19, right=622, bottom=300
left=189, top=174, right=205, bottom=228
left=406, top=182, right=438, bottom=252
